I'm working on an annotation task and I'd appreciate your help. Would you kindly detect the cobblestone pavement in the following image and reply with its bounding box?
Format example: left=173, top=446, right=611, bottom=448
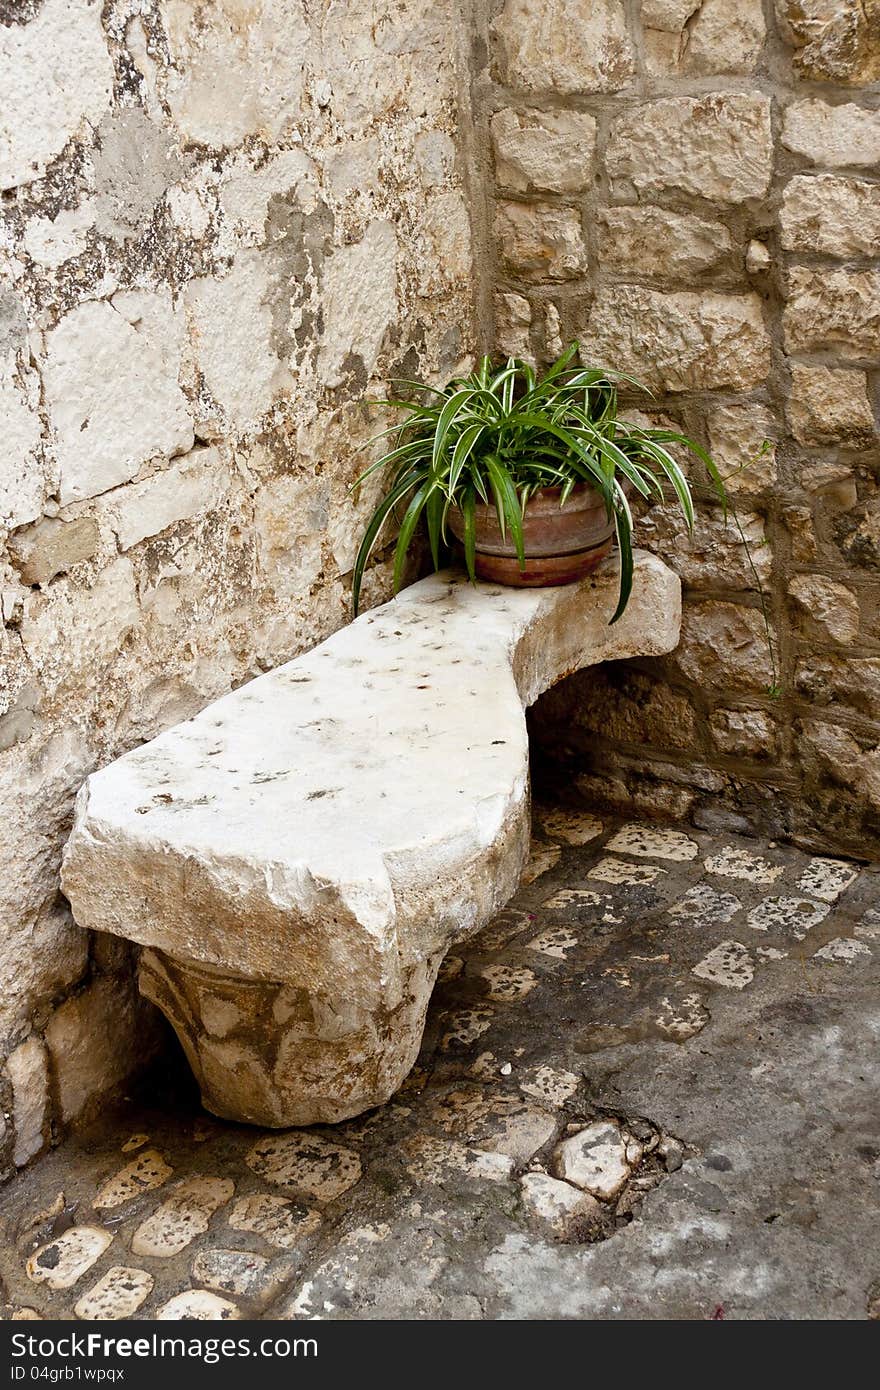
left=2, top=808, right=878, bottom=1321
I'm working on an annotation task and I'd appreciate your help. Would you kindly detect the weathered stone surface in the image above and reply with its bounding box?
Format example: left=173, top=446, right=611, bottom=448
left=783, top=505, right=819, bottom=565
left=580, top=289, right=770, bottom=392
left=4, top=0, right=880, bottom=1165
left=519, top=1172, right=602, bottom=1238
left=495, top=292, right=532, bottom=357
left=705, top=404, right=778, bottom=496
left=6, top=1036, right=48, bottom=1168
left=0, top=365, right=44, bottom=532
left=44, top=978, right=163, bottom=1125
left=8, top=517, right=100, bottom=586
left=597, top=207, right=733, bottom=280
left=247, top=1133, right=362, bottom=1200
left=788, top=575, right=860, bottom=644
left=428, top=1086, right=556, bottom=1161
left=156, top=1289, right=239, bottom=1320
left=6, top=816, right=880, bottom=1321
left=0, top=735, right=93, bottom=1038
left=73, top=1266, right=154, bottom=1321
left=710, top=708, right=778, bottom=759
left=542, top=664, right=698, bottom=752
left=184, top=252, right=293, bottom=431
left=801, top=720, right=880, bottom=810
left=796, top=653, right=880, bottom=718
left=692, top=939, right=754, bottom=989
left=784, top=268, right=880, bottom=360
left=105, top=446, right=233, bottom=552
left=415, top=192, right=473, bottom=297
left=27, top=1227, right=113, bottom=1291
left=191, top=1248, right=279, bottom=1300
left=43, top=297, right=194, bottom=506
left=22, top=200, right=96, bottom=269
left=606, top=95, right=773, bottom=204
left=160, top=0, right=309, bottom=146
left=834, top=494, right=880, bottom=572
left=605, top=823, right=699, bottom=860
left=787, top=366, right=876, bottom=447
left=495, top=201, right=587, bottom=281
left=93, top=1149, right=174, bottom=1209
left=491, top=109, right=597, bottom=194
left=62, top=556, right=681, bottom=1127
left=682, top=0, right=766, bottom=74
left=640, top=503, right=771, bottom=590
left=705, top=845, right=783, bottom=883
left=641, top=0, right=698, bottom=22
left=492, top=0, right=635, bottom=94
left=318, top=220, right=400, bottom=386
left=19, top=557, right=140, bottom=703
left=798, top=856, right=859, bottom=902
left=775, top=0, right=880, bottom=83
left=645, top=0, right=765, bottom=75
left=131, top=1176, right=234, bottom=1258
left=552, top=1121, right=635, bottom=1200
left=227, top=1194, right=322, bottom=1249
left=0, top=0, right=114, bottom=189
left=534, top=809, right=602, bottom=849
left=675, top=602, right=774, bottom=692
left=780, top=174, right=880, bottom=256
left=781, top=100, right=880, bottom=169
left=137, top=944, right=444, bottom=1128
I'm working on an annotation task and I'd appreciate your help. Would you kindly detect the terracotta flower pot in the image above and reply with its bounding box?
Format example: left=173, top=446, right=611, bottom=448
left=447, top=483, right=615, bottom=586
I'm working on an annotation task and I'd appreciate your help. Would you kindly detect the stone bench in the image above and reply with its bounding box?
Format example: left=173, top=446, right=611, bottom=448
left=61, top=551, right=681, bottom=1128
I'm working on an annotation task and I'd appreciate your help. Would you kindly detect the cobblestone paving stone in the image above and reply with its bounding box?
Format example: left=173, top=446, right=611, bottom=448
left=1, top=809, right=878, bottom=1320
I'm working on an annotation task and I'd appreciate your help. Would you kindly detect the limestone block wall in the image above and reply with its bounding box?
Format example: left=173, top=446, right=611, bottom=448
left=0, top=0, right=477, bottom=1173
left=476, top=0, right=880, bottom=858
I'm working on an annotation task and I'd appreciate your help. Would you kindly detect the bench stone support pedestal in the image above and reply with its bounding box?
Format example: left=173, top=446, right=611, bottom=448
left=62, top=554, right=680, bottom=1128
left=137, top=945, right=447, bottom=1128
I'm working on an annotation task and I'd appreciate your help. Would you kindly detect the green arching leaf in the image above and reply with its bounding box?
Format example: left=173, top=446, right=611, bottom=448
left=425, top=485, right=444, bottom=571
left=351, top=471, right=424, bottom=615
left=448, top=422, right=486, bottom=496
left=609, top=481, right=634, bottom=625
left=652, top=429, right=728, bottom=514
left=351, top=437, right=432, bottom=493
left=634, top=437, right=696, bottom=531
left=485, top=454, right=525, bottom=567
left=431, top=389, right=481, bottom=474
left=561, top=407, right=654, bottom=500
left=385, top=378, right=448, bottom=399
left=472, top=468, right=490, bottom=506
left=392, top=484, right=431, bottom=595
left=460, top=485, right=477, bottom=582
left=508, top=411, right=610, bottom=495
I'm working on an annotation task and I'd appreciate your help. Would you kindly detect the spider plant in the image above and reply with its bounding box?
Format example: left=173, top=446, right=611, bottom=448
left=351, top=342, right=728, bottom=623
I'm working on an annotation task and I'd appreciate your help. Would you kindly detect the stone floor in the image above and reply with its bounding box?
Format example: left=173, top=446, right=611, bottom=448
left=1, top=807, right=878, bottom=1321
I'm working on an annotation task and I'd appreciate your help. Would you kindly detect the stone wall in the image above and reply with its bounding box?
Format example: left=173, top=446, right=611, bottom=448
left=2, top=0, right=878, bottom=1177
left=0, top=0, right=477, bottom=1173
left=477, top=0, right=880, bottom=858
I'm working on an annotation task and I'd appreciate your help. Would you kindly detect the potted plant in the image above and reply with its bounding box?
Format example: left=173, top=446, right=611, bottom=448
left=351, top=342, right=728, bottom=624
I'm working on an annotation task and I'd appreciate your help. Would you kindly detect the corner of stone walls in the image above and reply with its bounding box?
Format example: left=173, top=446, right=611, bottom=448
left=1, top=0, right=878, bottom=1179
left=480, top=0, right=880, bottom=860
left=1, top=937, right=167, bottom=1181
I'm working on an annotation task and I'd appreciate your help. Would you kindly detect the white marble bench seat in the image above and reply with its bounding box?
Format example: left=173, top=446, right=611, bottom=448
left=61, top=551, right=681, bottom=1127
